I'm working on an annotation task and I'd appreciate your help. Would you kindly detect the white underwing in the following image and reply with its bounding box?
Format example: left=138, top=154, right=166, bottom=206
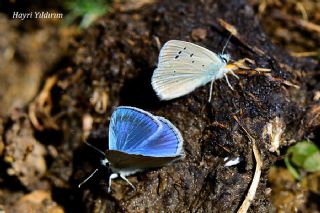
left=151, top=40, right=237, bottom=102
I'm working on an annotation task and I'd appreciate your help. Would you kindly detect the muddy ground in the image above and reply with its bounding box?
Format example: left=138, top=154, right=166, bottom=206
left=0, top=0, right=319, bottom=212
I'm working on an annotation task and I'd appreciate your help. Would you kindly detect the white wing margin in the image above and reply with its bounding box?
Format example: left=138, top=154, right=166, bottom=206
left=158, top=40, right=221, bottom=65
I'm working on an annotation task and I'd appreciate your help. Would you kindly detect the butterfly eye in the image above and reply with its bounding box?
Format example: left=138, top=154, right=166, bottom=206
left=219, top=55, right=228, bottom=63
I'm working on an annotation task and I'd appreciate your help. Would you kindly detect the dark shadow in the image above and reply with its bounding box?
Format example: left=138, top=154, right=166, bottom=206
left=52, top=137, right=113, bottom=213
left=34, top=129, right=63, bottom=146
left=119, top=67, right=164, bottom=109
left=313, top=127, right=320, bottom=145
left=51, top=187, right=85, bottom=213
left=0, top=161, right=28, bottom=192
left=306, top=191, right=320, bottom=211
left=71, top=137, right=108, bottom=189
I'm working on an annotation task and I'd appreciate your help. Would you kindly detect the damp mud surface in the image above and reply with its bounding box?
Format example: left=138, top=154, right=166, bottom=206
left=0, top=0, right=320, bottom=212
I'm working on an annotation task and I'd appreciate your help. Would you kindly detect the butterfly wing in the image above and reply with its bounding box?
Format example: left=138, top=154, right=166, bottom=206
left=105, top=150, right=178, bottom=170
left=109, top=106, right=161, bottom=152
left=131, top=116, right=184, bottom=157
left=107, top=107, right=184, bottom=171
left=152, top=60, right=223, bottom=100
left=152, top=40, right=224, bottom=100
left=158, top=40, right=221, bottom=65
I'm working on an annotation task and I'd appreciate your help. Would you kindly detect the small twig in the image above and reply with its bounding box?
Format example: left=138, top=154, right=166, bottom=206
left=234, top=70, right=272, bottom=76
left=272, top=10, right=320, bottom=34
left=266, top=76, right=300, bottom=89
left=225, top=58, right=271, bottom=76
left=28, top=75, right=58, bottom=130
left=237, top=142, right=262, bottom=213
left=233, top=116, right=263, bottom=213
left=153, top=36, right=162, bottom=50
left=289, top=51, right=319, bottom=57
left=245, top=92, right=264, bottom=109
left=91, top=80, right=109, bottom=114
left=295, top=2, right=308, bottom=21
left=217, top=19, right=266, bottom=56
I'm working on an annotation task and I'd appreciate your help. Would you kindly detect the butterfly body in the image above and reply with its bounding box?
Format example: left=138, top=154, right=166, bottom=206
left=208, top=54, right=230, bottom=80
left=151, top=40, right=236, bottom=101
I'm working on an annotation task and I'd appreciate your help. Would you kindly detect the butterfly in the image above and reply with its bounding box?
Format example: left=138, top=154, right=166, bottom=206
left=78, top=106, right=184, bottom=192
left=151, top=40, right=239, bottom=102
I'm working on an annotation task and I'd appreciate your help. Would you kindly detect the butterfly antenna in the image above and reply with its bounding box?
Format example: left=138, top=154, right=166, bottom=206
left=78, top=168, right=99, bottom=188
left=221, top=33, right=232, bottom=54
left=83, top=141, right=105, bottom=156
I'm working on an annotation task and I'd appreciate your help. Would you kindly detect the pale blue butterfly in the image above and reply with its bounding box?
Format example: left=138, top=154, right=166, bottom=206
left=78, top=106, right=184, bottom=192
left=151, top=39, right=239, bottom=102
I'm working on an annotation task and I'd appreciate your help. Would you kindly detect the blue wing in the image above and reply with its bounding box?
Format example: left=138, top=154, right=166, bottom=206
left=130, top=116, right=184, bottom=157
left=109, top=106, right=161, bottom=152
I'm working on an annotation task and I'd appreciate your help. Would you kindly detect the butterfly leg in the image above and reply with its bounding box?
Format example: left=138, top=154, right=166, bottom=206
left=120, top=174, right=136, bottom=190
left=224, top=73, right=234, bottom=90
left=230, top=70, right=239, bottom=79
left=208, top=80, right=214, bottom=102
left=108, top=173, right=118, bottom=192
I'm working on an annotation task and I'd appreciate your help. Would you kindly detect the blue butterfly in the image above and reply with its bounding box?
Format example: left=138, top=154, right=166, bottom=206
left=79, top=106, right=184, bottom=192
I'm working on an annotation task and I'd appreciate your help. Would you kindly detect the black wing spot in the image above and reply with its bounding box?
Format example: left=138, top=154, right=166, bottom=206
left=192, top=60, right=195, bottom=63
left=183, top=47, right=186, bottom=50
left=190, top=53, right=194, bottom=57
left=178, top=51, right=182, bottom=54
left=175, top=55, right=179, bottom=59
left=202, top=65, right=205, bottom=67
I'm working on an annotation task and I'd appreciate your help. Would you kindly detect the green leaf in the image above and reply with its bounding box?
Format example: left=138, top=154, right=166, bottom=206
left=288, top=141, right=318, bottom=167
left=285, top=140, right=320, bottom=179
left=284, top=154, right=301, bottom=179
left=303, top=152, right=320, bottom=172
